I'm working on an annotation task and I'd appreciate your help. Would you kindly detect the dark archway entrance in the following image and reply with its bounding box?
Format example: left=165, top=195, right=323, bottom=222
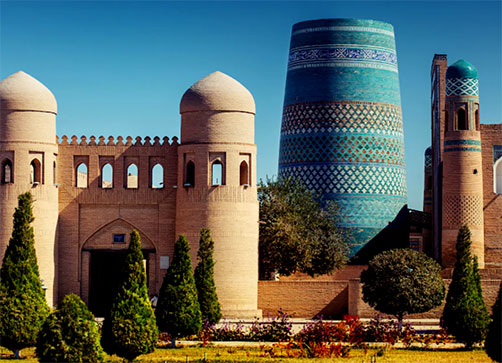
left=88, top=250, right=152, bottom=317
left=89, top=251, right=127, bottom=317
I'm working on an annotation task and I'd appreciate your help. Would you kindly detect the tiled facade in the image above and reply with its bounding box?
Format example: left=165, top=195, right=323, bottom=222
left=279, top=19, right=407, bottom=256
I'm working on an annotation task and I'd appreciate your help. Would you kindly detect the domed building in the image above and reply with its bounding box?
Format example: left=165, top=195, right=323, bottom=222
left=0, top=55, right=500, bottom=321
left=0, top=70, right=260, bottom=317
left=427, top=55, right=502, bottom=270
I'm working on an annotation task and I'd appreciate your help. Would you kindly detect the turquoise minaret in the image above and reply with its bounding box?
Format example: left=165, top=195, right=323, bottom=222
left=278, top=19, right=407, bottom=256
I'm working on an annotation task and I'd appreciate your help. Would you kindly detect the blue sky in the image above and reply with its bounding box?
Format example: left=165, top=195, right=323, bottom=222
left=1, top=1, right=500, bottom=210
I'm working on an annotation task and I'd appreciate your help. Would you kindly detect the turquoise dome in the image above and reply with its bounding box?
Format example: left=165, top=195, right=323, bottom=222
left=446, top=59, right=478, bottom=80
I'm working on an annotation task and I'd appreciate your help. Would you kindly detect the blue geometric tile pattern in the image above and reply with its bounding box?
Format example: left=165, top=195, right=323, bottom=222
left=425, top=147, right=432, bottom=168
left=279, top=163, right=407, bottom=198
left=279, top=19, right=408, bottom=256
left=281, top=102, right=403, bottom=137
left=446, top=78, right=478, bottom=96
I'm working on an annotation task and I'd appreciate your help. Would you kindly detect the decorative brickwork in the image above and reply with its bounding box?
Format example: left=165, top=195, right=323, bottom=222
left=443, top=195, right=483, bottom=226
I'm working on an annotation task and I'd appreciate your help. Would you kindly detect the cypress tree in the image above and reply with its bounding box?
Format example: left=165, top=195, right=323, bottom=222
left=485, top=281, right=501, bottom=362
left=36, top=294, right=104, bottom=362
left=194, top=228, right=221, bottom=325
left=101, top=230, right=158, bottom=362
left=156, top=234, right=201, bottom=347
left=441, top=225, right=490, bottom=349
left=0, top=192, right=50, bottom=358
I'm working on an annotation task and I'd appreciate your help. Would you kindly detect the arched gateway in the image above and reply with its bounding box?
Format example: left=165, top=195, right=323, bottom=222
left=80, top=219, right=157, bottom=316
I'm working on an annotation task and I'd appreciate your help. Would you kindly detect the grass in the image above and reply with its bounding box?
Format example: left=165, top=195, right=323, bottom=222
left=0, top=344, right=494, bottom=362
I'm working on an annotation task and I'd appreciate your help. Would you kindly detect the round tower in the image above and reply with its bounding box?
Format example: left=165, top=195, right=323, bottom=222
left=442, top=60, right=484, bottom=268
left=0, top=71, right=59, bottom=305
left=176, top=71, right=260, bottom=318
left=423, top=147, right=433, bottom=214
left=278, top=19, right=407, bottom=256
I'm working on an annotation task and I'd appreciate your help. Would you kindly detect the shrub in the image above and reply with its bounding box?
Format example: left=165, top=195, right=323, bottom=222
left=207, top=321, right=248, bottom=341
left=249, top=312, right=293, bottom=342
left=0, top=192, right=50, bottom=358
left=295, top=319, right=351, bottom=358
left=363, top=315, right=403, bottom=345
left=194, top=229, right=221, bottom=326
left=441, top=226, right=490, bottom=349
left=485, top=281, right=501, bottom=362
left=101, top=230, right=158, bottom=362
left=361, top=248, right=445, bottom=329
left=156, top=235, right=201, bottom=347
left=36, top=294, right=103, bottom=362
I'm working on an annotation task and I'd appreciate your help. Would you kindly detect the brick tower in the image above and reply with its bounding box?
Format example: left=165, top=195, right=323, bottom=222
left=441, top=60, right=484, bottom=267
left=0, top=71, right=59, bottom=305
left=278, top=19, right=407, bottom=255
left=176, top=71, right=260, bottom=318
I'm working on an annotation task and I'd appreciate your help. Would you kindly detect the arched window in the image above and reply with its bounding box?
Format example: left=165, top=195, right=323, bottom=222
left=151, top=164, right=163, bottom=188
left=101, top=163, right=113, bottom=188
left=2, top=159, right=13, bottom=184
left=240, top=160, right=249, bottom=186
left=211, top=161, right=223, bottom=186
left=185, top=161, right=195, bottom=187
left=30, top=159, right=42, bottom=184
left=76, top=163, right=88, bottom=188
left=457, top=108, right=467, bottom=130
left=495, top=157, right=502, bottom=194
left=53, top=161, right=57, bottom=185
left=475, top=109, right=480, bottom=131
left=126, top=164, right=138, bottom=189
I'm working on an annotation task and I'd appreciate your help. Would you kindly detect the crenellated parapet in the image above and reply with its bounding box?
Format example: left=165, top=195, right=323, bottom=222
left=57, top=135, right=179, bottom=147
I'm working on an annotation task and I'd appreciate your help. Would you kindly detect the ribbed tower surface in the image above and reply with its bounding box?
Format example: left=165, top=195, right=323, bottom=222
left=278, top=18, right=407, bottom=256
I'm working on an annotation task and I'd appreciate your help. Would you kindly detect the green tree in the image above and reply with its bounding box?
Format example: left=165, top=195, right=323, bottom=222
left=361, top=248, right=445, bottom=329
left=441, top=226, right=490, bottom=349
left=156, top=235, right=201, bottom=347
left=485, top=281, right=501, bottom=362
left=194, top=228, right=222, bottom=325
left=258, top=177, right=346, bottom=279
left=101, top=230, right=158, bottom=362
left=0, top=192, right=50, bottom=358
left=36, top=294, right=103, bottom=362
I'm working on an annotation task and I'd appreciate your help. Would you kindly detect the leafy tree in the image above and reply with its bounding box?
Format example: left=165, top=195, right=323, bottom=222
left=194, top=228, right=221, bottom=325
left=258, top=177, right=346, bottom=279
left=101, top=230, right=158, bottom=362
left=360, top=248, right=445, bottom=329
left=36, top=293, right=103, bottom=362
left=156, top=235, right=201, bottom=347
left=441, top=226, right=490, bottom=349
left=0, top=192, right=50, bottom=358
left=485, top=281, right=501, bottom=362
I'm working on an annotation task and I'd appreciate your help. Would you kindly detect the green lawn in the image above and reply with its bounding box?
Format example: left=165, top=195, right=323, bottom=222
left=0, top=345, right=494, bottom=362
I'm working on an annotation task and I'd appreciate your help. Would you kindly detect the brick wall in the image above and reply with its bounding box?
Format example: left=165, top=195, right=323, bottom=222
left=258, top=277, right=501, bottom=319
left=481, top=124, right=502, bottom=267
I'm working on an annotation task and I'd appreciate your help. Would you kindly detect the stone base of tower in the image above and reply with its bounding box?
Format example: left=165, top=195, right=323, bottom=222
left=222, top=309, right=262, bottom=319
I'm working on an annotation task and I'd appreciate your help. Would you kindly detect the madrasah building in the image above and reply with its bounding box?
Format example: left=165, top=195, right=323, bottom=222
left=0, top=19, right=500, bottom=319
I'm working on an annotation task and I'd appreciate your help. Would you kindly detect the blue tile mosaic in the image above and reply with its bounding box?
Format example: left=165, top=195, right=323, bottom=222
left=279, top=19, right=407, bottom=256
